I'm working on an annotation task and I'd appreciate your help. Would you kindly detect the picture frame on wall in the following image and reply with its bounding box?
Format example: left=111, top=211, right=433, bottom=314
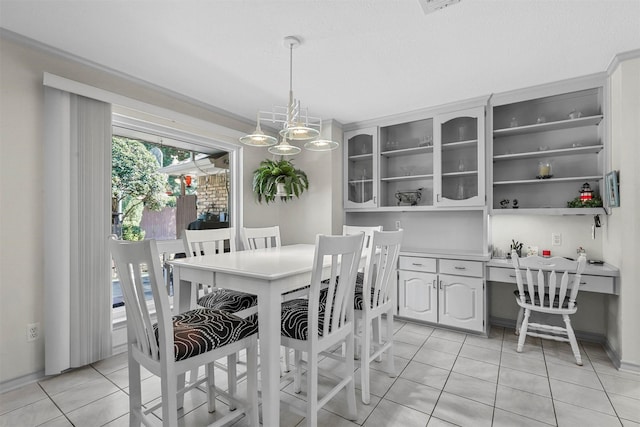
left=606, top=170, right=620, bottom=207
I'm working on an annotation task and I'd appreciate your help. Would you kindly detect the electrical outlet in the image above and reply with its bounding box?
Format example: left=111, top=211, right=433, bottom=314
left=395, top=220, right=401, bottom=230
left=27, top=323, right=40, bottom=342
left=552, top=233, right=562, bottom=246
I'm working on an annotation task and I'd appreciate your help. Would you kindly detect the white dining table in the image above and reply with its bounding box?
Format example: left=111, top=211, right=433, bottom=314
left=168, top=243, right=320, bottom=426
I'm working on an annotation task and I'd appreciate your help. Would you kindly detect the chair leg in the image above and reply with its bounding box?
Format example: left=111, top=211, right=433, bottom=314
left=227, top=353, right=237, bottom=411
left=517, top=309, right=530, bottom=352
left=353, top=315, right=360, bottom=360
left=128, top=357, right=142, bottom=427
left=360, top=316, right=371, bottom=405
left=177, top=372, right=186, bottom=410
left=563, top=314, right=583, bottom=366
left=206, top=362, right=216, bottom=413
left=161, top=371, right=179, bottom=427
left=306, top=351, right=319, bottom=427
left=345, top=331, right=358, bottom=420
left=246, top=339, right=259, bottom=427
left=373, top=317, right=383, bottom=362
left=515, top=306, right=524, bottom=335
left=385, top=311, right=395, bottom=378
left=294, top=350, right=302, bottom=394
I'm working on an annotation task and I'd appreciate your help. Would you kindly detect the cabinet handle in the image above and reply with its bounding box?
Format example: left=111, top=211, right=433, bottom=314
left=373, top=196, right=377, bottom=203
left=509, top=274, right=517, bottom=278
left=412, top=263, right=423, bottom=267
left=437, top=194, right=441, bottom=202
left=580, top=281, right=587, bottom=285
left=439, top=280, right=443, bottom=289
left=454, top=266, right=466, bottom=270
left=433, top=279, right=437, bottom=288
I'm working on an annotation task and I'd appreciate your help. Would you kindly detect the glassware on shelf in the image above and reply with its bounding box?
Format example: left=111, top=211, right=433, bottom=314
left=509, top=117, right=519, bottom=128
left=419, top=135, right=433, bottom=147
left=536, top=161, right=553, bottom=179
left=456, top=182, right=465, bottom=200
left=385, top=140, right=398, bottom=151
left=458, top=126, right=466, bottom=141
left=400, top=166, right=413, bottom=176
left=536, top=115, right=546, bottom=124
left=458, top=159, right=465, bottom=172
left=361, top=141, right=368, bottom=154
left=568, top=110, right=582, bottom=120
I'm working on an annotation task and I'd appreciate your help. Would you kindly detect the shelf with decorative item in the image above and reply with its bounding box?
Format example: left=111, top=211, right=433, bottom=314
left=493, top=115, right=603, bottom=137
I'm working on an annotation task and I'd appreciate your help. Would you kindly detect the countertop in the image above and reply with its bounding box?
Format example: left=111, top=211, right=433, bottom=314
left=487, top=257, right=620, bottom=277
left=400, top=247, right=491, bottom=262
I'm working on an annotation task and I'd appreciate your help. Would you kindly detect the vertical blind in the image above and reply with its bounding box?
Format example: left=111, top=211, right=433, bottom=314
left=44, top=87, right=112, bottom=375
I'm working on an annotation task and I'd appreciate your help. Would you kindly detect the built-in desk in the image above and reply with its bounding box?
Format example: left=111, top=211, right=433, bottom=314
left=487, top=258, right=620, bottom=295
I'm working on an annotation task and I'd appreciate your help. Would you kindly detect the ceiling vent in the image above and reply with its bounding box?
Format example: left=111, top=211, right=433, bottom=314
left=418, top=0, right=461, bottom=14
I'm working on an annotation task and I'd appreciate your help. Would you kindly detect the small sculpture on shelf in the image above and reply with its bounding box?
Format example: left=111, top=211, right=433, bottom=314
left=395, top=188, right=422, bottom=206
left=500, top=199, right=510, bottom=209
left=567, top=182, right=603, bottom=208
left=512, top=199, right=519, bottom=209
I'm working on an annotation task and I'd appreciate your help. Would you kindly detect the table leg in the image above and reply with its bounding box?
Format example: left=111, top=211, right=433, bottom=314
left=258, top=287, right=283, bottom=426
left=172, top=267, right=192, bottom=314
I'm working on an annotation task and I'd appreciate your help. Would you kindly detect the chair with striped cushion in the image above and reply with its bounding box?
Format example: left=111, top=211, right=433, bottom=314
left=512, top=251, right=587, bottom=365
left=280, top=233, right=364, bottom=427
left=182, top=228, right=258, bottom=318
left=355, top=229, right=403, bottom=404
left=109, top=237, right=258, bottom=427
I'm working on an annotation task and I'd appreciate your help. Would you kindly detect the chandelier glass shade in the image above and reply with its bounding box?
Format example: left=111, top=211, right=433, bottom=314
left=240, top=36, right=339, bottom=155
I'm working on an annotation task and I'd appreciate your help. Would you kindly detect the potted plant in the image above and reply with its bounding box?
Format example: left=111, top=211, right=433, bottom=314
left=252, top=158, right=309, bottom=204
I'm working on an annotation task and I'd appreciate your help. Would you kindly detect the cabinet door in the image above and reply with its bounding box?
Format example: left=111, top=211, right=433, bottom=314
left=398, top=271, right=437, bottom=322
left=434, top=106, right=485, bottom=207
left=438, top=274, right=484, bottom=332
left=344, top=127, right=378, bottom=208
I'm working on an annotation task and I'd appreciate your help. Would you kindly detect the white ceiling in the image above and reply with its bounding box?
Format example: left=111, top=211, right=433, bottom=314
left=1, top=0, right=639, bottom=126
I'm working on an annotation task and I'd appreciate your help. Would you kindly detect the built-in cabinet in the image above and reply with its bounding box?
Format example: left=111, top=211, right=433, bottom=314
left=434, top=106, right=485, bottom=207
left=491, top=79, right=606, bottom=214
left=345, top=102, right=487, bottom=210
left=344, top=127, right=378, bottom=208
left=398, top=255, right=485, bottom=333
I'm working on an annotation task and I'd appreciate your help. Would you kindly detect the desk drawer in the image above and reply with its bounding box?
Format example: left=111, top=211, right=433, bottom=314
left=488, top=267, right=616, bottom=295
left=399, top=256, right=437, bottom=273
left=439, top=259, right=484, bottom=278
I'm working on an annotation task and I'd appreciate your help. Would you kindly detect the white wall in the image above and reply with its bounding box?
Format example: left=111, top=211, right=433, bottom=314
left=605, top=55, right=640, bottom=369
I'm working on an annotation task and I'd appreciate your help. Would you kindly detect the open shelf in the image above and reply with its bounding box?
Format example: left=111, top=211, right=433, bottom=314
left=441, top=139, right=478, bottom=150
left=493, top=115, right=603, bottom=137
left=442, top=170, right=478, bottom=178
left=493, top=144, right=604, bottom=161
left=493, top=175, right=602, bottom=186
left=491, top=207, right=606, bottom=216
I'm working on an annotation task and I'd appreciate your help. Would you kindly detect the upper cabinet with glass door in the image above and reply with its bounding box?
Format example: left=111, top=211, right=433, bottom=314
left=379, top=118, right=434, bottom=208
left=434, top=106, right=486, bottom=207
left=344, top=127, right=378, bottom=209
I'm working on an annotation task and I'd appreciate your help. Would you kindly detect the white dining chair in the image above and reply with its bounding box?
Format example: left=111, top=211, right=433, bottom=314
left=241, top=225, right=282, bottom=250
left=109, top=237, right=258, bottom=427
left=155, top=238, right=188, bottom=296
left=280, top=233, right=364, bottom=427
left=355, top=229, right=403, bottom=404
left=182, top=228, right=257, bottom=318
left=511, top=251, right=587, bottom=365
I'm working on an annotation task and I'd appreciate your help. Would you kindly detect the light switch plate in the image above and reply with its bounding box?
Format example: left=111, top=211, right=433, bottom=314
left=552, top=233, right=562, bottom=246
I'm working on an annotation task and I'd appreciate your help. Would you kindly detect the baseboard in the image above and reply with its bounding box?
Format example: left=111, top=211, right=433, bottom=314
left=0, top=370, right=45, bottom=394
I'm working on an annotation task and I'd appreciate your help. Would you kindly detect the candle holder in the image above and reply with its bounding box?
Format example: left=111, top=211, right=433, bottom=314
left=536, top=161, right=553, bottom=179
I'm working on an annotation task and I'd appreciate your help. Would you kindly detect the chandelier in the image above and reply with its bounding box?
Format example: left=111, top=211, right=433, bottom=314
left=239, top=36, right=339, bottom=156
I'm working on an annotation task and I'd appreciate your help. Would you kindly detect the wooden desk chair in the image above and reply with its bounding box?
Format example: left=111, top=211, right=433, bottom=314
left=511, top=251, right=587, bottom=365
left=355, top=229, right=403, bottom=404
left=241, top=225, right=282, bottom=250
left=109, top=237, right=258, bottom=427
left=280, top=233, right=364, bottom=427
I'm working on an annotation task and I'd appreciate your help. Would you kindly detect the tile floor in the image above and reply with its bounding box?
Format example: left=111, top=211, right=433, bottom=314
left=2, top=321, right=639, bottom=426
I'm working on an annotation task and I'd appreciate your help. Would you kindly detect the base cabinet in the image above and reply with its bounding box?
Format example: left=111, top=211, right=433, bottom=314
left=398, top=256, right=485, bottom=333
left=438, top=275, right=484, bottom=331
